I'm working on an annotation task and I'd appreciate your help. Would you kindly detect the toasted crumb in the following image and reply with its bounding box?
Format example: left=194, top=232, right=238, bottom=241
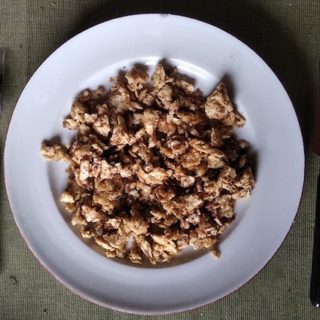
left=211, top=247, right=221, bottom=260
left=40, top=63, right=255, bottom=265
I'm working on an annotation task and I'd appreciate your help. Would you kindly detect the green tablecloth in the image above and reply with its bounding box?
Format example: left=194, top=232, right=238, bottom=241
left=1, top=1, right=320, bottom=319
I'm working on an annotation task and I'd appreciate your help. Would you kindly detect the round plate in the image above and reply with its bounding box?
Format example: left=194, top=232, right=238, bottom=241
left=4, top=14, right=304, bottom=314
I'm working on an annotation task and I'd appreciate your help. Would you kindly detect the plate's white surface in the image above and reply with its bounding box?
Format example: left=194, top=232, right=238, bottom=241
left=4, top=14, right=304, bottom=314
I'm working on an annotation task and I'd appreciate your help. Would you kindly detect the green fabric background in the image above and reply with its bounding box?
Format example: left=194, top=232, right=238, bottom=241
left=0, top=0, right=320, bottom=319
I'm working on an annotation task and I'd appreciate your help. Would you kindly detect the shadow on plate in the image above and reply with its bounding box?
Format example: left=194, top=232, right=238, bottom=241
left=71, top=0, right=313, bottom=147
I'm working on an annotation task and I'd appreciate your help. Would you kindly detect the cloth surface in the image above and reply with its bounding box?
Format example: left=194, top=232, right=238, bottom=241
left=0, top=1, right=320, bottom=319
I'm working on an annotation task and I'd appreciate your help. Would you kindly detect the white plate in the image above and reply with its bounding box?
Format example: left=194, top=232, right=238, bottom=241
left=4, top=14, right=304, bottom=314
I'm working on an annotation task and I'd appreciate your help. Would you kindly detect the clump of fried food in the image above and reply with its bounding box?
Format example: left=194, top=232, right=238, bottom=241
left=41, top=64, right=254, bottom=264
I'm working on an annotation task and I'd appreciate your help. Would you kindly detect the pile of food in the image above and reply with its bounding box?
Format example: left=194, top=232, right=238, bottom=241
left=41, top=64, right=255, bottom=264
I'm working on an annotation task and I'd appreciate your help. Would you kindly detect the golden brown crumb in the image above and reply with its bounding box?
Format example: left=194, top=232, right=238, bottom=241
left=41, top=64, right=255, bottom=264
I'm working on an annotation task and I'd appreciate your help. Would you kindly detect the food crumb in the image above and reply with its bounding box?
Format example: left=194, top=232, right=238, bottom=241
left=212, top=248, right=221, bottom=260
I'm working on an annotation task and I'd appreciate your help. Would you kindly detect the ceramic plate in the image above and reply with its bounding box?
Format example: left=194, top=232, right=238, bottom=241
left=4, top=14, right=304, bottom=314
